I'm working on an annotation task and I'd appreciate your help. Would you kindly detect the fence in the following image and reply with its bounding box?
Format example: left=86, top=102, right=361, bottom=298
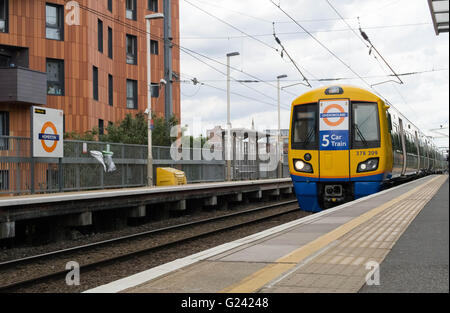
left=0, top=136, right=289, bottom=195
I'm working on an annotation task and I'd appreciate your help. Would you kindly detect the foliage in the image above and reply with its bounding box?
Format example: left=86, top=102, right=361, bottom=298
left=64, top=113, right=181, bottom=147
left=64, top=128, right=99, bottom=142
left=188, top=135, right=207, bottom=148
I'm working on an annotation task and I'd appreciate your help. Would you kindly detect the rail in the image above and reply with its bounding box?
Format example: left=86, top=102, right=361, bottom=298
left=0, top=200, right=300, bottom=292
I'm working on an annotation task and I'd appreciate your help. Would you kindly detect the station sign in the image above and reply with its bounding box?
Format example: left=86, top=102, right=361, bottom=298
left=32, top=106, right=64, bottom=158
left=319, top=100, right=349, bottom=151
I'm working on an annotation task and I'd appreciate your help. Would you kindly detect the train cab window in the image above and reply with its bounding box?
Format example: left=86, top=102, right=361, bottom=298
left=291, top=103, right=317, bottom=149
left=352, top=102, right=380, bottom=149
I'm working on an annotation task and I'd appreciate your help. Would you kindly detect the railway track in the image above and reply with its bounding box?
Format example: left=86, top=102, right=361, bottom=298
left=0, top=199, right=301, bottom=292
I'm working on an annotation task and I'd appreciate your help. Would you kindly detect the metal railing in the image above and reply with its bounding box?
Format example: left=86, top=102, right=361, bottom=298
left=0, top=136, right=289, bottom=195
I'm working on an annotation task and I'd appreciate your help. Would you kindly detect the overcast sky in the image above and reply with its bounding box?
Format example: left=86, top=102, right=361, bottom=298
left=178, top=0, right=449, bottom=150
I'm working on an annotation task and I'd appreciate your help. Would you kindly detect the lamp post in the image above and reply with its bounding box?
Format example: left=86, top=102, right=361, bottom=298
left=145, top=13, right=164, bottom=187
left=277, top=74, right=287, bottom=178
left=226, top=52, right=240, bottom=181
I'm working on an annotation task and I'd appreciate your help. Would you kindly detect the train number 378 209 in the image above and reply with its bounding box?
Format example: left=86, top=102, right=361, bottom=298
left=356, top=151, right=378, bottom=156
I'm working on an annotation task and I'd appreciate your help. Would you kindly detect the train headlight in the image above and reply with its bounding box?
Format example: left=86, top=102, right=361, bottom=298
left=294, top=159, right=313, bottom=173
left=357, top=158, right=379, bottom=173
left=325, top=86, right=344, bottom=95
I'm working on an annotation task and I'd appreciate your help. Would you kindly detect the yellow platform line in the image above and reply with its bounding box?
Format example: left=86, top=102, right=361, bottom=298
left=222, top=175, right=446, bottom=293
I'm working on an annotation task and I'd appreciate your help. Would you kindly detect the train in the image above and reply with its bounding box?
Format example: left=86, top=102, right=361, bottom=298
left=288, top=85, right=447, bottom=212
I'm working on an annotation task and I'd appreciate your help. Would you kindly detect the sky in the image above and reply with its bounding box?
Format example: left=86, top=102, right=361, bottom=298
left=178, top=0, right=449, bottom=151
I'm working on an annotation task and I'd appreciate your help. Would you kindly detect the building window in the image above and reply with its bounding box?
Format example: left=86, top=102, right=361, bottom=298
left=46, top=59, right=65, bottom=95
left=0, top=53, right=10, bottom=67
left=0, top=111, right=9, bottom=151
left=126, top=34, right=137, bottom=65
left=126, top=0, right=136, bottom=20
left=46, top=3, right=64, bottom=41
left=151, top=82, right=159, bottom=98
left=108, top=74, right=113, bottom=106
left=98, top=19, right=103, bottom=53
left=0, top=0, right=8, bottom=33
left=99, top=119, right=104, bottom=135
left=107, top=0, right=112, bottom=12
left=148, top=0, right=158, bottom=12
left=126, top=79, right=137, bottom=109
left=93, top=66, right=98, bottom=101
left=108, top=27, right=113, bottom=59
left=151, top=40, right=159, bottom=55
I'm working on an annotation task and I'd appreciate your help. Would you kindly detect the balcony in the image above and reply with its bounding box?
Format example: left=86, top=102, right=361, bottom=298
left=0, top=66, right=47, bottom=105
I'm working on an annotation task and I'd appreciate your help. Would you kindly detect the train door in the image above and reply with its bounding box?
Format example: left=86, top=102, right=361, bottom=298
left=318, top=99, right=350, bottom=180
left=398, top=119, right=407, bottom=175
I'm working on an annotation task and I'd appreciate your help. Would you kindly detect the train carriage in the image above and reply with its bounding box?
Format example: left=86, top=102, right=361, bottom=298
left=289, top=85, right=446, bottom=212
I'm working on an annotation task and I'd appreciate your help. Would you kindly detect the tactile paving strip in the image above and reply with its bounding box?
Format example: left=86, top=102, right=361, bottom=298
left=260, top=176, right=448, bottom=293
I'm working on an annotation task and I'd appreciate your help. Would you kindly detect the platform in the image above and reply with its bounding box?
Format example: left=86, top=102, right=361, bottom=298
left=0, top=178, right=292, bottom=239
left=86, top=175, right=449, bottom=293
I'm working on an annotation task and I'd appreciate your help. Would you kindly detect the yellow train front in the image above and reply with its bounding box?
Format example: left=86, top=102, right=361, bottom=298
left=289, top=85, right=393, bottom=212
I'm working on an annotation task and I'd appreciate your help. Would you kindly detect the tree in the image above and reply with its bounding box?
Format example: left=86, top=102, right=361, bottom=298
left=152, top=114, right=179, bottom=146
left=65, top=113, right=180, bottom=147
left=101, top=113, right=148, bottom=145
left=64, top=128, right=99, bottom=142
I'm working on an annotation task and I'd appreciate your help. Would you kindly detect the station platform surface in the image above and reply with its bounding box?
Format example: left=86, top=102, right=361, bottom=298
left=0, top=178, right=291, bottom=207
left=86, top=175, right=449, bottom=293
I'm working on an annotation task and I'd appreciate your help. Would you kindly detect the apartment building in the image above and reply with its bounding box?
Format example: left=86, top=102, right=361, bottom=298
left=0, top=0, right=180, bottom=138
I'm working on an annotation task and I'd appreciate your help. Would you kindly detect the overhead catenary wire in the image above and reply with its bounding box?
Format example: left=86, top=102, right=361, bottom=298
left=269, top=0, right=396, bottom=105
left=175, top=69, right=449, bottom=83
left=177, top=22, right=432, bottom=40
left=75, top=3, right=164, bottom=43
left=273, top=0, right=405, bottom=24
left=269, top=1, right=374, bottom=88
left=74, top=0, right=423, bottom=95
left=270, top=0, right=431, bottom=135
left=179, top=72, right=292, bottom=111
left=185, top=0, right=274, bottom=24
left=177, top=44, right=299, bottom=97
left=182, top=0, right=279, bottom=53
left=355, top=16, right=404, bottom=86
left=186, top=0, right=407, bottom=26
left=73, top=0, right=445, bottom=134
left=75, top=0, right=433, bottom=105
left=272, top=23, right=312, bottom=88
left=324, top=1, right=420, bottom=120
left=179, top=46, right=291, bottom=109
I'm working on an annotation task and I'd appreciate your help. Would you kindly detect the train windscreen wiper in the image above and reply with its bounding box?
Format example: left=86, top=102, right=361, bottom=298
left=303, top=126, right=315, bottom=146
left=354, top=123, right=368, bottom=147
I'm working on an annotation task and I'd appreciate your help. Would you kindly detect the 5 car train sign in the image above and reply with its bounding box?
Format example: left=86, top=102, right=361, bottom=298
left=319, top=100, right=349, bottom=150
left=32, top=106, right=64, bottom=158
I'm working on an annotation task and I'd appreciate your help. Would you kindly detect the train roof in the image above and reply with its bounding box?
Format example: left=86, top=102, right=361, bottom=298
left=292, top=85, right=381, bottom=105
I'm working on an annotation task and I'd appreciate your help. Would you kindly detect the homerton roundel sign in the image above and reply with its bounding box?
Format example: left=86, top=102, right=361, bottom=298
left=32, top=106, right=64, bottom=158
left=39, top=121, right=60, bottom=153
